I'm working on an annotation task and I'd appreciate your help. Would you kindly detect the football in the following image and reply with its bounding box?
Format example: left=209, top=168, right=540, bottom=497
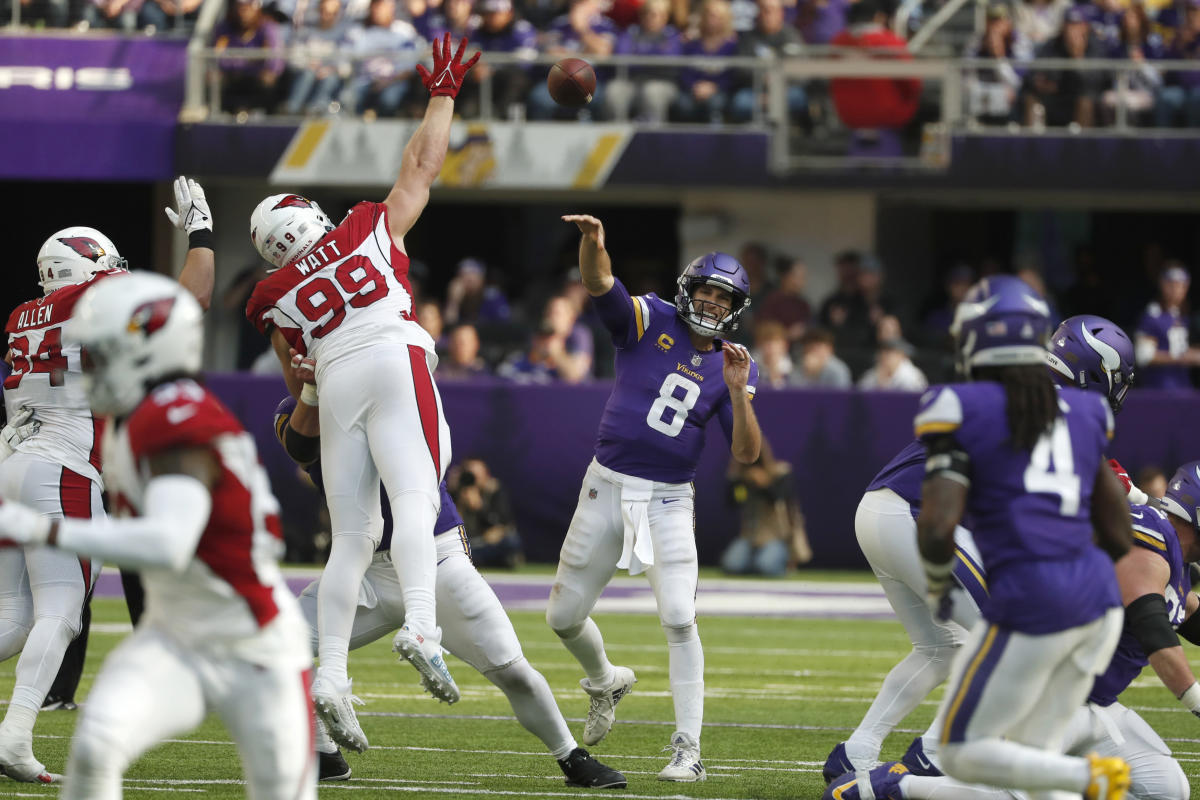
left=547, top=58, right=597, bottom=107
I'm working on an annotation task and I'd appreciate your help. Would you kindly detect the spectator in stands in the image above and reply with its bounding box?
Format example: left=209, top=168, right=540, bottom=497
left=1023, top=6, right=1106, bottom=127
left=797, top=0, right=850, bottom=44
left=212, top=0, right=285, bottom=114
left=470, top=0, right=540, bottom=118
left=752, top=321, right=795, bottom=388
left=282, top=0, right=348, bottom=115
left=792, top=327, right=853, bottom=388
left=1014, top=0, right=1072, bottom=47
left=671, top=0, right=740, bottom=122
left=721, top=441, right=810, bottom=576
left=340, top=0, right=423, bottom=117
left=857, top=336, right=928, bottom=391
left=543, top=293, right=594, bottom=380
left=1102, top=4, right=1165, bottom=126
left=605, top=0, right=682, bottom=122
left=520, top=0, right=569, bottom=29
left=1015, top=264, right=1060, bottom=323
left=498, top=321, right=563, bottom=382
left=922, top=263, right=973, bottom=346
left=1158, top=0, right=1200, bottom=126
left=756, top=257, right=811, bottom=342
left=1135, top=263, right=1200, bottom=388
left=426, top=0, right=474, bottom=40
left=965, top=4, right=1033, bottom=125
left=1135, top=465, right=1169, bottom=499
left=140, top=0, right=203, bottom=30
left=405, top=0, right=436, bottom=38
left=829, top=0, right=921, bottom=149
left=444, top=258, right=512, bottom=325
left=527, top=0, right=617, bottom=119
left=730, top=0, right=807, bottom=123
left=7, top=0, right=69, bottom=27
left=440, top=324, right=491, bottom=379
left=417, top=299, right=446, bottom=345
left=450, top=458, right=524, bottom=568
left=82, top=0, right=143, bottom=31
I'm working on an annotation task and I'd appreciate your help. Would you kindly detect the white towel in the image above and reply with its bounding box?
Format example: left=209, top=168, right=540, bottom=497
left=616, top=477, right=655, bottom=576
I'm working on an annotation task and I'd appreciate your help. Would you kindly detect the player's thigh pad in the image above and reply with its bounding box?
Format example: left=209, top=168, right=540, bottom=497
left=548, top=469, right=625, bottom=631
left=438, top=549, right=523, bottom=673
left=317, top=375, right=383, bottom=541
left=646, top=496, right=698, bottom=629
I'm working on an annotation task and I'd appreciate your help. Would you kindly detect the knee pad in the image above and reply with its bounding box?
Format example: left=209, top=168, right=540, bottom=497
left=487, top=657, right=537, bottom=695
left=910, top=643, right=959, bottom=675
left=546, top=584, right=586, bottom=636
left=1138, top=760, right=1190, bottom=800
left=657, top=598, right=696, bottom=632
left=662, top=621, right=698, bottom=645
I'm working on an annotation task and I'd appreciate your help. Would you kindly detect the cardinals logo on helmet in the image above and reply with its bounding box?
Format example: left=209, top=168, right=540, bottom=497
left=57, top=237, right=106, bottom=262
left=127, top=298, right=176, bottom=336
left=272, top=195, right=314, bottom=211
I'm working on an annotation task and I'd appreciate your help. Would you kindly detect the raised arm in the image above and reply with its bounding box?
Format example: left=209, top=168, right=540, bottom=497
left=165, top=176, right=215, bottom=310
left=562, top=214, right=614, bottom=296
left=384, top=34, right=480, bottom=244
left=722, top=342, right=761, bottom=464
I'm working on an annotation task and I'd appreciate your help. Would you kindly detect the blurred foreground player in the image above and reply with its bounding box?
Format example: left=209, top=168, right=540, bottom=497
left=274, top=381, right=626, bottom=788
left=545, top=214, right=761, bottom=781
left=245, top=34, right=481, bottom=751
left=0, top=273, right=313, bottom=800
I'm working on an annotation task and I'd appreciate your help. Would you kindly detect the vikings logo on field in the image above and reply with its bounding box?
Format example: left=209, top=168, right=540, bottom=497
left=272, top=194, right=315, bottom=211
left=127, top=297, right=176, bottom=336
left=58, top=236, right=106, bottom=261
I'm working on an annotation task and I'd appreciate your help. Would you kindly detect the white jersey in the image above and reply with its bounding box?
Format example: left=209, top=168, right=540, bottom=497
left=103, top=379, right=309, bottom=669
left=246, top=200, right=436, bottom=378
left=3, top=270, right=124, bottom=484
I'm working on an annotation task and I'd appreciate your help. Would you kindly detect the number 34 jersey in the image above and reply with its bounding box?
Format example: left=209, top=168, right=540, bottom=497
left=246, top=201, right=435, bottom=371
left=591, top=278, right=758, bottom=485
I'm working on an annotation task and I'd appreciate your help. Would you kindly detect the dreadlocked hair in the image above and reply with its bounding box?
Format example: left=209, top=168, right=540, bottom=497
left=975, top=364, right=1059, bottom=452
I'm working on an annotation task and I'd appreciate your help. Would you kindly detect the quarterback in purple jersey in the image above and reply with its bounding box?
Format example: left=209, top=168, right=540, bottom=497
left=912, top=276, right=1134, bottom=800
left=274, top=391, right=627, bottom=790
left=545, top=214, right=761, bottom=783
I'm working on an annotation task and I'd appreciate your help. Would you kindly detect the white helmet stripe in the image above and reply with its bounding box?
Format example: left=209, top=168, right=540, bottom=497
left=1079, top=321, right=1121, bottom=390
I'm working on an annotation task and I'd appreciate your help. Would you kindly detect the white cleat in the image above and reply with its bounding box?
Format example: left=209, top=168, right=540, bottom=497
left=0, top=734, right=56, bottom=784
left=311, top=673, right=369, bottom=753
left=581, top=666, right=636, bottom=746
left=393, top=625, right=460, bottom=704
left=658, top=731, right=706, bottom=782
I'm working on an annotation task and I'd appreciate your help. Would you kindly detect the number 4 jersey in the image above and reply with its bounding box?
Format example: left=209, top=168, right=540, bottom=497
left=246, top=201, right=435, bottom=370
left=3, top=268, right=126, bottom=485
left=591, top=278, right=758, bottom=484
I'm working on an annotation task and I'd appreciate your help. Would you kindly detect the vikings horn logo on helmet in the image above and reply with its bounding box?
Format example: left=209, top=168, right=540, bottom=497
left=272, top=195, right=314, bottom=211
left=127, top=297, right=177, bottom=336
left=57, top=237, right=106, bottom=262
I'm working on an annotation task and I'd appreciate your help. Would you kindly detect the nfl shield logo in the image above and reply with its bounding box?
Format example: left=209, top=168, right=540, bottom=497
left=691, top=353, right=702, bottom=367
left=588, top=488, right=598, bottom=499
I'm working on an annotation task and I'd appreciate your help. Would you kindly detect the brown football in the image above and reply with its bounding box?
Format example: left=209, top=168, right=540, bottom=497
left=547, top=58, right=597, bottom=107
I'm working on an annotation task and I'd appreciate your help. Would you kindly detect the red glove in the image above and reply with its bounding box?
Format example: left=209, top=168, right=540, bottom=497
left=1108, top=459, right=1133, bottom=494
left=416, top=33, right=481, bottom=99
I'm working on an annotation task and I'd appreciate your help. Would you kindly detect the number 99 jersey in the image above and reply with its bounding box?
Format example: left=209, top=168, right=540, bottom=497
left=245, top=201, right=436, bottom=372
left=591, top=278, right=757, bottom=484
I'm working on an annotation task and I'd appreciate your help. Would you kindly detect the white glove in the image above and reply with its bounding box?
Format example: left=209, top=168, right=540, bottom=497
left=164, top=176, right=212, bottom=234
left=0, top=500, right=52, bottom=546
left=0, top=406, right=39, bottom=461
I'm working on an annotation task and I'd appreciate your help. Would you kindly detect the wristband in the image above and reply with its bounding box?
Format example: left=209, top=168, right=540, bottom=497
left=923, top=557, right=953, bottom=590
left=1128, top=485, right=1150, bottom=505
left=188, top=229, right=214, bottom=250
left=300, top=383, right=319, bottom=407
left=1180, top=681, right=1200, bottom=714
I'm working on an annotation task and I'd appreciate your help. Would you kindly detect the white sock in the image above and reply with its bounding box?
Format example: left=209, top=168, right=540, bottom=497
left=489, top=658, right=577, bottom=760
left=665, top=624, right=703, bottom=741
left=846, top=646, right=954, bottom=767
left=560, top=618, right=614, bottom=686
left=943, top=740, right=1090, bottom=794
left=316, top=534, right=374, bottom=685
left=389, top=492, right=439, bottom=637
left=0, top=704, right=37, bottom=740
left=901, top=775, right=1019, bottom=799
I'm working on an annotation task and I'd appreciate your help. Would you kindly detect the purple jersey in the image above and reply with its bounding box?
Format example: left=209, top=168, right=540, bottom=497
left=1089, top=504, right=1190, bottom=706
left=1136, top=301, right=1192, bottom=389
left=591, top=278, right=759, bottom=484
left=915, top=382, right=1119, bottom=634
left=865, top=439, right=925, bottom=508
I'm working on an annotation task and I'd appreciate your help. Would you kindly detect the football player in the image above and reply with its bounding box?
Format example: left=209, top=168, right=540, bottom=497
left=0, top=273, right=314, bottom=800
left=244, top=34, right=480, bottom=752
left=824, top=315, right=1138, bottom=787
left=274, top=377, right=627, bottom=789
left=544, top=214, right=761, bottom=782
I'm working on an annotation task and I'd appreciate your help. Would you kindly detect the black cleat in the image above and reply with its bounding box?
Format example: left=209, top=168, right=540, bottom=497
left=558, top=747, right=627, bottom=789
left=40, top=697, right=77, bottom=711
left=318, top=749, right=352, bottom=781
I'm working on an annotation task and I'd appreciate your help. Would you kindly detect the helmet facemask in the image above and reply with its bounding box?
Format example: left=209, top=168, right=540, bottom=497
left=675, top=276, right=748, bottom=337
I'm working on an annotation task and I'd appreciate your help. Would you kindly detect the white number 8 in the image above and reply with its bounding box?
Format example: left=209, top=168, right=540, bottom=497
left=646, top=374, right=701, bottom=437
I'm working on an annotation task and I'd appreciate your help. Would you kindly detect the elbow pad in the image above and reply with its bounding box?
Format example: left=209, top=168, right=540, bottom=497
left=1178, top=601, right=1200, bottom=646
left=283, top=425, right=321, bottom=466
left=924, top=434, right=971, bottom=487
left=1125, top=593, right=1180, bottom=656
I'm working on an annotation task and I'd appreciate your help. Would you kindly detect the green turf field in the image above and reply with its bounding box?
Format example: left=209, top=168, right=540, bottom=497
left=3, top=589, right=1200, bottom=798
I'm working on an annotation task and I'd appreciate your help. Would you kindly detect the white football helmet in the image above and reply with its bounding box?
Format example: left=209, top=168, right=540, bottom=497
left=249, top=193, right=334, bottom=271
left=67, top=273, right=203, bottom=416
left=37, top=226, right=128, bottom=295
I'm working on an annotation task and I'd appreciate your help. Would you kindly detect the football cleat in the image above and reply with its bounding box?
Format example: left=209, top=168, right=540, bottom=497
left=657, top=731, right=705, bottom=782
left=823, top=741, right=856, bottom=785
left=581, top=666, right=636, bottom=746
left=823, top=762, right=910, bottom=800
left=393, top=625, right=460, bottom=704
left=40, top=697, right=78, bottom=712
left=311, top=674, right=369, bottom=754
left=0, top=734, right=56, bottom=784
left=900, top=736, right=942, bottom=777
left=557, top=747, right=627, bottom=788
left=318, top=748, right=352, bottom=781
left=1085, top=753, right=1130, bottom=800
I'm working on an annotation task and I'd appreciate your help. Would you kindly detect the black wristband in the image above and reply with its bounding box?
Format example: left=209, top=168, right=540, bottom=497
left=1125, top=592, right=1180, bottom=655
left=188, top=229, right=214, bottom=250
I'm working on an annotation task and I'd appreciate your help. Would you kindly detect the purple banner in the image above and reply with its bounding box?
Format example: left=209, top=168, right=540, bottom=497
left=206, top=375, right=1200, bottom=569
left=0, top=35, right=186, bottom=179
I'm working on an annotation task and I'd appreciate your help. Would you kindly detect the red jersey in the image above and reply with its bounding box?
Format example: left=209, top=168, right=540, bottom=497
left=829, top=25, right=921, bottom=129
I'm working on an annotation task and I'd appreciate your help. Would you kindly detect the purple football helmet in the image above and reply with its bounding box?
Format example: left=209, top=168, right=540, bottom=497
left=1045, top=315, right=1136, bottom=413
left=1162, top=461, right=1200, bottom=530
left=951, top=275, right=1053, bottom=376
left=674, top=252, right=751, bottom=336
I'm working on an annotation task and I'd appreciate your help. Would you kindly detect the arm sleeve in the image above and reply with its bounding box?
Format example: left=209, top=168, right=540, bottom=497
left=56, top=475, right=211, bottom=572
left=590, top=277, right=652, bottom=349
